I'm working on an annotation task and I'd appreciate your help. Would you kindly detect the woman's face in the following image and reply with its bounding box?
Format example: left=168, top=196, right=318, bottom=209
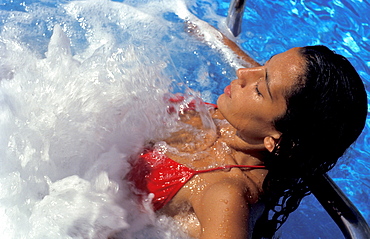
left=217, top=47, right=305, bottom=145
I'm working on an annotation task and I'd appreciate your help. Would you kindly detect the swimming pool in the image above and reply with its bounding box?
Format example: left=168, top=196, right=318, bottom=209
left=186, top=1, right=370, bottom=237
left=0, top=0, right=368, bottom=238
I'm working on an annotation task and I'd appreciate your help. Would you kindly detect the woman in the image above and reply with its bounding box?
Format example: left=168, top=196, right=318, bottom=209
left=126, top=25, right=367, bottom=239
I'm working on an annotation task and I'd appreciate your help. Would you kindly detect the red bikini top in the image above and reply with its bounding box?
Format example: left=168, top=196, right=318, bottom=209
left=126, top=150, right=265, bottom=211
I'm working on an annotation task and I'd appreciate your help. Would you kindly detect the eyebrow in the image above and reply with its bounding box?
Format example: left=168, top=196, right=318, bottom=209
left=264, top=55, right=275, bottom=100
left=265, top=69, right=273, bottom=100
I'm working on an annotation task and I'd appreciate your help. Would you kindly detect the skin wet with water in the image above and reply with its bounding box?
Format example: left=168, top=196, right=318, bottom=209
left=0, top=0, right=368, bottom=239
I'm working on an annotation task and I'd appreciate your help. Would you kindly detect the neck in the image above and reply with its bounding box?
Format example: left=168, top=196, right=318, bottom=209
left=214, top=113, right=267, bottom=162
left=220, top=132, right=267, bottom=164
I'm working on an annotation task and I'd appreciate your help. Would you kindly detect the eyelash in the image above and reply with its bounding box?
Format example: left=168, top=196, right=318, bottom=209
left=255, top=83, right=262, bottom=96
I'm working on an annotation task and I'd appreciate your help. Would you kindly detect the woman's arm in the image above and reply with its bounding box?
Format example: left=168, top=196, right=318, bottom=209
left=220, top=34, right=260, bottom=67
left=192, top=179, right=251, bottom=239
left=185, top=18, right=260, bottom=67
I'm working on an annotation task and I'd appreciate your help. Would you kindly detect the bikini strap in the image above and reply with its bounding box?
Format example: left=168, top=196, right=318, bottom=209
left=194, top=164, right=265, bottom=174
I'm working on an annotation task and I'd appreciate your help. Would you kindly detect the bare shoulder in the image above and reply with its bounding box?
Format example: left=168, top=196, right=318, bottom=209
left=190, top=177, right=253, bottom=239
left=194, top=175, right=257, bottom=209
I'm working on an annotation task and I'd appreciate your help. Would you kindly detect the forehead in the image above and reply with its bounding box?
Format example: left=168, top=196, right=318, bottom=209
left=268, top=48, right=305, bottom=74
left=267, top=48, right=305, bottom=97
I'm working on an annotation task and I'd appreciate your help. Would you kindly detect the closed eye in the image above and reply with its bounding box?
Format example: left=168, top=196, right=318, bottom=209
left=255, top=83, right=263, bottom=96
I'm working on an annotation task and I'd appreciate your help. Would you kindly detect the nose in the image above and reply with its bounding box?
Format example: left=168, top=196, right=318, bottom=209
left=236, top=67, right=264, bottom=87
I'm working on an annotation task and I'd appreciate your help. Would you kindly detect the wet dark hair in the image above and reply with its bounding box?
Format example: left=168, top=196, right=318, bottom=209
left=252, top=45, right=368, bottom=239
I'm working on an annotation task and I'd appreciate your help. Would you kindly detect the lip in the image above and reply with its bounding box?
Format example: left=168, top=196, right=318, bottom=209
left=224, top=84, right=231, bottom=98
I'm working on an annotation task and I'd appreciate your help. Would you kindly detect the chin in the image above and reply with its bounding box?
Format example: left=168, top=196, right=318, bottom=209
left=216, top=96, right=229, bottom=120
left=216, top=94, right=226, bottom=107
left=216, top=96, right=225, bottom=112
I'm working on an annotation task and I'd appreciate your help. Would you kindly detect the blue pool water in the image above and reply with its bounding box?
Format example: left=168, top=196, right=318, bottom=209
left=0, top=0, right=368, bottom=238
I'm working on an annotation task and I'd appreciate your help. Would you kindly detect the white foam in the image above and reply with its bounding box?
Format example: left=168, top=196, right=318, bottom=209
left=0, top=0, right=238, bottom=238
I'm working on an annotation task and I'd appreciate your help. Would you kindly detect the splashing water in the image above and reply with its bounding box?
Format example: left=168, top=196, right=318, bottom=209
left=1, top=0, right=369, bottom=238
left=0, top=0, right=239, bottom=238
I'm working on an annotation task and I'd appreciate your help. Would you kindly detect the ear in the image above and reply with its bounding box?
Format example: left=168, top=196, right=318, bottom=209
left=263, top=134, right=281, bottom=152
